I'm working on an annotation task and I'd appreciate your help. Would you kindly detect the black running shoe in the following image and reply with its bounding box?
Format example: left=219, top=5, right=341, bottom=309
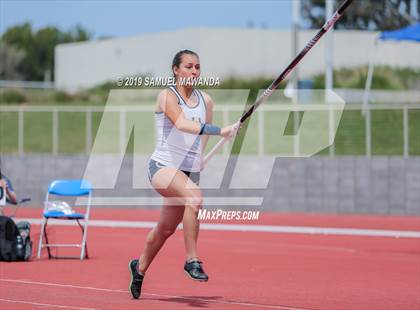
left=184, top=260, right=209, bottom=282
left=128, top=259, right=144, bottom=299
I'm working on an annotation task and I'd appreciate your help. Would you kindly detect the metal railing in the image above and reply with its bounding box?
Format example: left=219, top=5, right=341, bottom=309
left=1, top=103, right=419, bottom=157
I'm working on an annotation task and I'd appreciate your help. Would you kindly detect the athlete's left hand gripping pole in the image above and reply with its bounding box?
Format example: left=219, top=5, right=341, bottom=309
left=203, top=0, right=354, bottom=166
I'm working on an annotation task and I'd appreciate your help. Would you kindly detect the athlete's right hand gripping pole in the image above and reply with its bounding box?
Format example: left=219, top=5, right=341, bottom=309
left=203, top=0, right=354, bottom=166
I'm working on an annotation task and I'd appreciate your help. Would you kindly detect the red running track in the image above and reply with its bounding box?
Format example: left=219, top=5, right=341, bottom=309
left=1, top=207, right=419, bottom=310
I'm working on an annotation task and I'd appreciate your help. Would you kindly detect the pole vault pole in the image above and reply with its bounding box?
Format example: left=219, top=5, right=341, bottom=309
left=204, top=0, right=354, bottom=165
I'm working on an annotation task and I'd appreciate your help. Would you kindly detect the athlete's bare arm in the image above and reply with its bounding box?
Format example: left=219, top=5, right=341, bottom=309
left=156, top=89, right=201, bottom=134
left=156, top=89, right=234, bottom=138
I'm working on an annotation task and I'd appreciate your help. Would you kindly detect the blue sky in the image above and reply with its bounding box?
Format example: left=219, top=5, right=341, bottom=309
left=0, top=0, right=294, bottom=39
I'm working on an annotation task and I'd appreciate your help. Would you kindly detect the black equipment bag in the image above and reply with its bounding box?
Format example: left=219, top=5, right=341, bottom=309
left=0, top=216, right=32, bottom=261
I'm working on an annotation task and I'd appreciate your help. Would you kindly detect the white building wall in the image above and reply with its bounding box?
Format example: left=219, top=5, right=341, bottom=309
left=55, top=28, right=420, bottom=91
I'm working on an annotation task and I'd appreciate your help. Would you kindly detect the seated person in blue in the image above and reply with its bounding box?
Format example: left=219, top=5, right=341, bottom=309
left=0, top=174, right=17, bottom=215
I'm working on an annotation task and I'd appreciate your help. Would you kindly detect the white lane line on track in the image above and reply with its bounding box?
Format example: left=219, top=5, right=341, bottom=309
left=0, top=279, right=313, bottom=310
left=15, top=217, right=420, bottom=238
left=0, top=298, right=98, bottom=310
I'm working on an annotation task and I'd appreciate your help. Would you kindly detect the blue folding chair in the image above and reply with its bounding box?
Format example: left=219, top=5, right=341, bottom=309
left=37, top=179, right=92, bottom=260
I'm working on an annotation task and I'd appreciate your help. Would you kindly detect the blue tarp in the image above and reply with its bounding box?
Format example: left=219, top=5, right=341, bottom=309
left=379, top=23, right=420, bottom=42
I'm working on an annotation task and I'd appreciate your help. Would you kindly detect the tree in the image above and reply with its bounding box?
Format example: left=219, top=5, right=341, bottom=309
left=1, top=23, right=92, bottom=81
left=0, top=42, right=26, bottom=80
left=1, top=23, right=38, bottom=80
left=34, top=27, right=62, bottom=81
left=301, top=0, right=419, bottom=30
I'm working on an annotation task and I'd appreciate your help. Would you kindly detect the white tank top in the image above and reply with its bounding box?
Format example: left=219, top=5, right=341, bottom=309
left=151, top=86, right=207, bottom=172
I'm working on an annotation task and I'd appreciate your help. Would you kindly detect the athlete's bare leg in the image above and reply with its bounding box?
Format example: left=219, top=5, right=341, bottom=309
left=138, top=167, right=202, bottom=273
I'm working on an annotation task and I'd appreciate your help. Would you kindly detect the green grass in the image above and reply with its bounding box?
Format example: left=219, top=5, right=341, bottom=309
left=59, top=112, right=86, bottom=154
left=319, top=110, right=366, bottom=155
left=1, top=107, right=419, bottom=156
left=0, top=112, right=19, bottom=153
left=371, top=110, right=403, bottom=155
left=24, top=112, right=53, bottom=153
